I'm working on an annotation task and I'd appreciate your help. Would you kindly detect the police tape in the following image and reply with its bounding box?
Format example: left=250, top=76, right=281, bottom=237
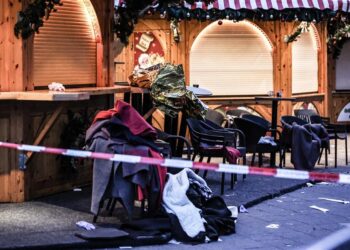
left=0, top=141, right=349, bottom=184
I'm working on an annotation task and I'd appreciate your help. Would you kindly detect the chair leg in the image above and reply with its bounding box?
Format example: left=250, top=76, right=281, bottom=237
left=279, top=150, right=283, bottom=168
left=105, top=198, right=113, bottom=211
left=251, top=153, right=256, bottom=166
left=203, top=157, right=211, bottom=179
left=192, top=153, right=197, bottom=162
left=194, top=153, right=199, bottom=174
left=346, top=136, right=348, bottom=165
left=325, top=147, right=328, bottom=168
left=108, top=198, right=117, bottom=216
left=258, top=153, right=263, bottom=167
left=335, top=138, right=337, bottom=168
left=230, top=173, right=236, bottom=189
left=318, top=148, right=323, bottom=164
left=221, top=173, right=225, bottom=195
left=93, top=200, right=105, bottom=223
left=242, top=155, right=247, bottom=180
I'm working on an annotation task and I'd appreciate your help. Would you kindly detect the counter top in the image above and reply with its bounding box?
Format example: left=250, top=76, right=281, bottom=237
left=0, top=86, right=131, bottom=101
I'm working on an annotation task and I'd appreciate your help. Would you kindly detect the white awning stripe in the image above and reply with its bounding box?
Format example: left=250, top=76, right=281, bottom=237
left=114, top=0, right=350, bottom=11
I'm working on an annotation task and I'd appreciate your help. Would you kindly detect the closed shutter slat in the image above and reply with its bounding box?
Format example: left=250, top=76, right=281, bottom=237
left=292, top=27, right=318, bottom=94
left=190, top=21, right=273, bottom=96
left=33, top=0, right=97, bottom=86
left=336, top=41, right=350, bottom=90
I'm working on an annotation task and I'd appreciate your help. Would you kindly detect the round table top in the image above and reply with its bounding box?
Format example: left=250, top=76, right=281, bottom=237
left=186, top=86, right=213, bottom=97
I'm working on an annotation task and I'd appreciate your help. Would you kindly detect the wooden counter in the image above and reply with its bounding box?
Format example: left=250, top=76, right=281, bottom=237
left=0, top=86, right=131, bottom=101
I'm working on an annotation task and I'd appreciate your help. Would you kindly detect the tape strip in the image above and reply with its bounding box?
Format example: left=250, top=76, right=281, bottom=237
left=0, top=141, right=349, bottom=184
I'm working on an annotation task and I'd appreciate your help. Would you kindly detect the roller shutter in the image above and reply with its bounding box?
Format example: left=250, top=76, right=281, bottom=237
left=292, top=26, right=319, bottom=94
left=190, top=20, right=273, bottom=96
left=33, top=0, right=97, bottom=87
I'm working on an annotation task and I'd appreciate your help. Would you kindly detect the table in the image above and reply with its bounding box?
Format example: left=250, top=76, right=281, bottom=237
left=255, top=96, right=296, bottom=166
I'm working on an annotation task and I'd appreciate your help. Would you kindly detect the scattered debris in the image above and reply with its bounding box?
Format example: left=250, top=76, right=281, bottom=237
left=76, top=221, right=96, bottom=230
left=239, top=205, right=248, bottom=213
left=168, top=239, right=181, bottom=244
left=73, top=188, right=82, bottom=192
left=306, top=182, right=314, bottom=187
left=266, top=224, right=280, bottom=229
left=228, top=206, right=238, bottom=217
left=224, top=193, right=235, bottom=197
left=318, top=197, right=350, bottom=204
left=317, top=182, right=330, bottom=185
left=310, top=205, right=329, bottom=213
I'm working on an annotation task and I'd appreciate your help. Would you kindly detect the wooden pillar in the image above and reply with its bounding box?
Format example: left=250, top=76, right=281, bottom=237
left=277, top=22, right=293, bottom=120
left=0, top=1, right=30, bottom=202
left=0, top=0, right=27, bottom=92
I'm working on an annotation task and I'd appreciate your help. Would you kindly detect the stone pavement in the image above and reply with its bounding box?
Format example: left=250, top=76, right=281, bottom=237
left=138, top=182, right=350, bottom=250
left=0, top=135, right=348, bottom=249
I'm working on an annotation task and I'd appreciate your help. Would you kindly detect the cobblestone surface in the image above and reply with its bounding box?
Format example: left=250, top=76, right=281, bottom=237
left=138, top=183, right=350, bottom=250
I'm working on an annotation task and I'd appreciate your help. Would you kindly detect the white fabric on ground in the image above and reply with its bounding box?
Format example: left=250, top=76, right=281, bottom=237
left=162, top=169, right=208, bottom=238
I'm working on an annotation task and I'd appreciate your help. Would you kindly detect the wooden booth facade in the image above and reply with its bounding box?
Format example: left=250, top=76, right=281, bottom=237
left=0, top=0, right=129, bottom=202
left=116, top=18, right=331, bottom=124
left=1, top=0, right=350, bottom=202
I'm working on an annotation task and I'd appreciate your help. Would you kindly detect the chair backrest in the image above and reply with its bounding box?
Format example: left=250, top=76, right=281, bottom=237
left=242, top=114, right=270, bottom=130
left=202, top=119, right=223, bottom=130
left=234, top=117, right=268, bottom=152
left=186, top=118, right=202, bottom=148
left=309, top=114, right=328, bottom=125
left=205, top=109, right=225, bottom=126
left=280, top=115, right=308, bottom=126
left=294, top=109, right=318, bottom=123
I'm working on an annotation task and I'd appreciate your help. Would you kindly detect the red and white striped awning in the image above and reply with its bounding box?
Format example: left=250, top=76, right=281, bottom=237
left=115, top=0, right=350, bottom=12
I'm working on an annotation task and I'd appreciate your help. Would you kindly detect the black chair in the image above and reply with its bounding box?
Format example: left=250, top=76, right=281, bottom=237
left=242, top=114, right=271, bottom=130
left=280, top=115, right=329, bottom=167
left=310, top=114, right=348, bottom=167
left=187, top=118, right=246, bottom=194
left=234, top=117, right=282, bottom=167
left=294, top=109, right=318, bottom=123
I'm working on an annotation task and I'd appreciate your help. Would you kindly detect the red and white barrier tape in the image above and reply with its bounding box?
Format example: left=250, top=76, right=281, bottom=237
left=0, top=141, right=349, bottom=184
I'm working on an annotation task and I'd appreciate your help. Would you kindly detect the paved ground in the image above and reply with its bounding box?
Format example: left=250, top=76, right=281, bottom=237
left=0, top=136, right=348, bottom=249
left=135, top=182, right=350, bottom=250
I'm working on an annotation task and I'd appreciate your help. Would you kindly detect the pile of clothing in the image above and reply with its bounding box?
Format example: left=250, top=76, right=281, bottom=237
left=161, top=168, right=236, bottom=243
left=85, top=100, right=167, bottom=217
left=281, top=123, right=329, bottom=170
left=84, top=100, right=236, bottom=246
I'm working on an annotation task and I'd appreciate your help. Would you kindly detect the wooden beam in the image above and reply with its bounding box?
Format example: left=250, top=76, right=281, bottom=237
left=25, top=104, right=66, bottom=163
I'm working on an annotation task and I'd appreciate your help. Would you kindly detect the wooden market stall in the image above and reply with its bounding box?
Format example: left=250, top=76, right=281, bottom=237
left=114, top=0, right=350, bottom=127
left=0, top=0, right=130, bottom=202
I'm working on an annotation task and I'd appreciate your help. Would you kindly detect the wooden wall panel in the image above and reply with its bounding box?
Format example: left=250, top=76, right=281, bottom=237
left=26, top=96, right=109, bottom=199
left=0, top=115, right=11, bottom=201
left=0, top=0, right=26, bottom=91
